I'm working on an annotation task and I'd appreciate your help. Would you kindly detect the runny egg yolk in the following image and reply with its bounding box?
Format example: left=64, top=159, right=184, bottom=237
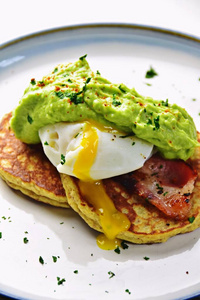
left=73, top=122, right=98, bottom=181
left=74, top=121, right=131, bottom=250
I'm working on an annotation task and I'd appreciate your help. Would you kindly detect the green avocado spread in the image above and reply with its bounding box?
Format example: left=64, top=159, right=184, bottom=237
left=11, top=56, right=199, bottom=161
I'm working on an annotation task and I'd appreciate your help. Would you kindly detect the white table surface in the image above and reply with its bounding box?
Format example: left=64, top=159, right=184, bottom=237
left=0, top=0, right=200, bottom=45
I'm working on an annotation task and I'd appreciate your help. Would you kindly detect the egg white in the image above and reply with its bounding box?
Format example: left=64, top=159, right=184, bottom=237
left=39, top=122, right=153, bottom=180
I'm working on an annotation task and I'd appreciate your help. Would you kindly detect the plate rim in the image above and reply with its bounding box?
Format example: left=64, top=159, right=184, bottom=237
left=0, top=22, right=200, bottom=51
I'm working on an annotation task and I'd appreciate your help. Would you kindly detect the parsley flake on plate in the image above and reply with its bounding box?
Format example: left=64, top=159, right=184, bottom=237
left=23, top=237, right=29, bottom=244
left=57, top=277, right=66, bottom=285
left=39, top=256, right=44, bottom=265
left=125, top=289, right=131, bottom=294
left=108, top=271, right=115, bottom=279
left=145, top=66, right=158, bottom=78
left=143, top=256, right=150, bottom=261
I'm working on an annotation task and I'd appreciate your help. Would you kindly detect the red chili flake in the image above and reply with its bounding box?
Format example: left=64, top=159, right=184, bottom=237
left=37, top=81, right=45, bottom=87
left=55, top=86, right=60, bottom=91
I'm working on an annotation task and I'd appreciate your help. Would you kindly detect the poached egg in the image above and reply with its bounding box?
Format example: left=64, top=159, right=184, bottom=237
left=39, top=121, right=153, bottom=181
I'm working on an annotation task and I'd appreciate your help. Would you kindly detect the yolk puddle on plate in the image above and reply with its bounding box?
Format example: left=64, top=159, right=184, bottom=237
left=74, top=121, right=131, bottom=250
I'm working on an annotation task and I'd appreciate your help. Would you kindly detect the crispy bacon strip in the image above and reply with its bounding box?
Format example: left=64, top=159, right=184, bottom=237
left=114, top=154, right=197, bottom=220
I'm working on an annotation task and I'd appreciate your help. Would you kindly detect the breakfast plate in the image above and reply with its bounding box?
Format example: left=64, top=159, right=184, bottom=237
left=0, top=24, right=200, bottom=300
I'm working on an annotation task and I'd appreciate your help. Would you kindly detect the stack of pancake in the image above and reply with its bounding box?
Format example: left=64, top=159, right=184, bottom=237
left=0, top=113, right=68, bottom=208
left=0, top=112, right=200, bottom=244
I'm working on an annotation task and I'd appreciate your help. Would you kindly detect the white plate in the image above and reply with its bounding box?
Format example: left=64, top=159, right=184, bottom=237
left=0, top=24, right=200, bottom=300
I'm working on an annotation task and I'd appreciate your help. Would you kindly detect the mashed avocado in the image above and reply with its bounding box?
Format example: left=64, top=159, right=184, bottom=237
left=11, top=56, right=199, bottom=161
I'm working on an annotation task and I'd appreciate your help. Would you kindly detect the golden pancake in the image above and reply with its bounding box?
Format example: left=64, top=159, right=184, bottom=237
left=61, top=133, right=200, bottom=244
left=0, top=113, right=69, bottom=208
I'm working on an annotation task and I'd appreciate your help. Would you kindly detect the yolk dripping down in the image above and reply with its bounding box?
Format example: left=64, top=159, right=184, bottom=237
left=73, top=121, right=131, bottom=250
left=73, top=122, right=98, bottom=181
left=78, top=180, right=130, bottom=250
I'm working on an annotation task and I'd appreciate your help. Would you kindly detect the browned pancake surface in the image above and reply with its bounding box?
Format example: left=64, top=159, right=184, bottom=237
left=0, top=113, right=68, bottom=207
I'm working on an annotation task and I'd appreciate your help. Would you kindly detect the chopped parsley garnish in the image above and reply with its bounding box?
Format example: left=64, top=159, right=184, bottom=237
left=68, top=91, right=84, bottom=104
left=121, top=241, right=129, bottom=250
left=39, top=256, right=44, bottom=265
left=114, top=246, right=120, bottom=254
left=96, top=70, right=101, bottom=75
left=60, top=154, right=66, bottom=165
left=112, top=94, right=121, bottom=106
left=30, top=78, right=36, bottom=85
left=132, top=142, right=135, bottom=146
left=125, top=289, right=131, bottom=295
left=0, top=232, right=2, bottom=239
left=118, top=84, right=126, bottom=93
left=23, top=237, right=29, bottom=244
left=53, top=67, right=58, bottom=73
left=67, top=79, right=73, bottom=83
left=55, top=90, right=65, bottom=99
left=188, top=216, right=195, bottom=223
left=82, top=77, right=91, bottom=92
left=52, top=256, right=58, bottom=263
left=57, top=277, right=66, bottom=285
left=154, top=116, right=160, bottom=129
left=108, top=271, right=115, bottom=278
left=156, top=183, right=163, bottom=194
left=56, top=90, right=83, bottom=103
left=27, top=115, right=33, bottom=124
left=147, top=119, right=152, bottom=125
left=161, top=99, right=169, bottom=107
left=74, top=133, right=79, bottom=138
left=145, top=66, right=158, bottom=78
left=74, top=270, right=78, bottom=274
left=85, top=77, right=91, bottom=85
left=79, top=54, right=87, bottom=61
left=143, top=256, right=150, bottom=260
left=44, top=141, right=49, bottom=145
left=55, top=77, right=91, bottom=104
